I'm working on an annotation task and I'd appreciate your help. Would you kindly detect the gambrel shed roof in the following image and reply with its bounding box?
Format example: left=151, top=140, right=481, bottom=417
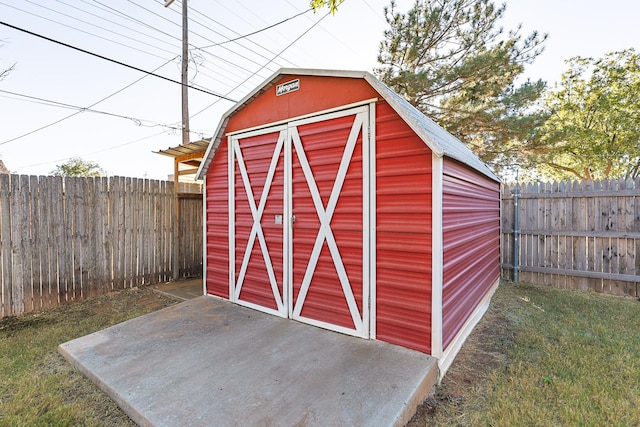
left=196, top=68, right=499, bottom=182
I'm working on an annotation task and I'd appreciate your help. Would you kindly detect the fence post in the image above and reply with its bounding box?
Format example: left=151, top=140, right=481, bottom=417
left=173, top=164, right=180, bottom=281
left=513, top=185, right=520, bottom=282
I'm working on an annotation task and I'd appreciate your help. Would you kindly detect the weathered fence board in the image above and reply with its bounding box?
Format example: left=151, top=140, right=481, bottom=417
left=178, top=194, right=204, bottom=278
left=502, top=177, right=640, bottom=297
left=1, top=174, right=12, bottom=316
left=0, top=174, right=203, bottom=318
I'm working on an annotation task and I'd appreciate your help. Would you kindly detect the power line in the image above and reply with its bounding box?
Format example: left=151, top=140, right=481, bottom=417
left=204, top=0, right=296, bottom=52
left=0, top=5, right=310, bottom=150
left=189, top=8, right=334, bottom=121
left=54, top=0, right=304, bottom=88
left=187, top=12, right=293, bottom=71
left=122, top=0, right=282, bottom=81
left=162, top=2, right=286, bottom=79
left=0, top=89, right=180, bottom=130
left=54, top=0, right=181, bottom=52
left=123, top=0, right=279, bottom=86
left=161, top=3, right=283, bottom=74
left=198, top=8, right=310, bottom=49
left=0, top=20, right=237, bottom=101
left=5, top=2, right=260, bottom=91
left=1, top=2, right=240, bottom=90
left=34, top=0, right=177, bottom=54
left=30, top=5, right=334, bottom=162
left=140, top=1, right=297, bottom=84
left=87, top=0, right=181, bottom=43
left=0, top=1, right=170, bottom=60
left=0, top=57, right=177, bottom=146
left=16, top=124, right=213, bottom=171
left=16, top=130, right=168, bottom=171
left=126, top=0, right=180, bottom=30
left=210, top=0, right=315, bottom=63
left=358, top=0, right=386, bottom=24
left=4, top=3, right=333, bottom=168
left=283, top=0, right=357, bottom=55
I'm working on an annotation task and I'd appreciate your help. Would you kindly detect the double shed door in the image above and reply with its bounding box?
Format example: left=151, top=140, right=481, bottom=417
left=228, top=105, right=372, bottom=338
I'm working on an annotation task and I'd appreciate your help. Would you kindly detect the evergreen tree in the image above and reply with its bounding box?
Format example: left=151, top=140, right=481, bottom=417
left=375, top=0, right=548, bottom=176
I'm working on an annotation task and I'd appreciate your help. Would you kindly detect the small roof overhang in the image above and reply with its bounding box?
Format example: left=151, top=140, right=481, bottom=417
left=155, top=139, right=210, bottom=160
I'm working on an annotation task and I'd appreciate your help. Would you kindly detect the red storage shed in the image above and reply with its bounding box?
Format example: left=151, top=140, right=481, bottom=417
left=196, top=69, right=501, bottom=375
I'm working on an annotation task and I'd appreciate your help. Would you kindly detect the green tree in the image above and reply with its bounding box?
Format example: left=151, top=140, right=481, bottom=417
left=310, top=0, right=343, bottom=13
left=375, top=0, right=548, bottom=176
left=51, top=157, right=105, bottom=177
left=534, top=49, right=640, bottom=181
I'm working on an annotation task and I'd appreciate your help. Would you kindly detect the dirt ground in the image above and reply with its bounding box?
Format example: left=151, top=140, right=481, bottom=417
left=407, top=293, right=516, bottom=426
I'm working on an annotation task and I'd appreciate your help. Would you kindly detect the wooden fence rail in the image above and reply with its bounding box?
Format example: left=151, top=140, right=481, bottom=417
left=502, top=177, right=640, bottom=297
left=0, top=174, right=203, bottom=318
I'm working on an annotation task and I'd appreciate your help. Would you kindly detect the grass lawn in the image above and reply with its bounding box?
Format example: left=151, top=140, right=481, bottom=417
left=410, top=281, right=640, bottom=426
left=1, top=281, right=639, bottom=426
left=0, top=287, right=180, bottom=427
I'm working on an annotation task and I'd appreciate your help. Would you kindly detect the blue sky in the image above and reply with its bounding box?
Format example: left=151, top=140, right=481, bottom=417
left=0, top=0, right=638, bottom=179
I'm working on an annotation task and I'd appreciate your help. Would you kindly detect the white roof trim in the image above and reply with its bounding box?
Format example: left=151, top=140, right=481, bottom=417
left=197, top=68, right=499, bottom=182
left=363, top=74, right=445, bottom=158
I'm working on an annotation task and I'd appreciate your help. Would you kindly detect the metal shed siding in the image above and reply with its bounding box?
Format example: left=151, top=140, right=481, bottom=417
left=233, top=130, right=285, bottom=310
left=292, top=115, right=365, bottom=329
left=225, top=75, right=378, bottom=134
left=441, top=159, right=500, bottom=349
left=375, top=102, right=432, bottom=354
left=205, top=140, right=230, bottom=298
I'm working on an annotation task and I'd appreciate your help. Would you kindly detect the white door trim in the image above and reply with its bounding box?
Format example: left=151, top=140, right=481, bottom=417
left=288, top=105, right=370, bottom=337
left=367, top=100, right=376, bottom=339
left=230, top=125, right=287, bottom=317
left=228, top=105, right=374, bottom=338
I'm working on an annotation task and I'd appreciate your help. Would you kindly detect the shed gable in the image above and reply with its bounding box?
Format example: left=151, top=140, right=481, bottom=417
left=226, top=75, right=379, bottom=134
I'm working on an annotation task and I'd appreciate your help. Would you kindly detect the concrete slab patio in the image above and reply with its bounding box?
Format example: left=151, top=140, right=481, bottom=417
left=59, top=296, right=438, bottom=427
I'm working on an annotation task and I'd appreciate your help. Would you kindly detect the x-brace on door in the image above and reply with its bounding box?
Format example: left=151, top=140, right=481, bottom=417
left=229, top=105, right=372, bottom=338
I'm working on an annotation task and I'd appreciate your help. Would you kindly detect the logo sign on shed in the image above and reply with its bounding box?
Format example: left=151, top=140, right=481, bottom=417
left=276, top=79, right=300, bottom=96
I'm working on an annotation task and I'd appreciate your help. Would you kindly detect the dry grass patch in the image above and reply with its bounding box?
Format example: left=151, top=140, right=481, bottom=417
left=410, top=281, right=640, bottom=426
left=0, top=287, right=179, bottom=426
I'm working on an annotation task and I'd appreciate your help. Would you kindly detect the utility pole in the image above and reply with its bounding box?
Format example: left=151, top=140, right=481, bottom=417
left=180, top=0, right=190, bottom=147
left=164, top=0, right=189, bottom=280
left=164, top=0, right=190, bottom=146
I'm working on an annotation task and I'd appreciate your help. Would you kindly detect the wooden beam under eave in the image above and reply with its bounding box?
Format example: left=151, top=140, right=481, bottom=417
left=176, top=151, right=205, bottom=163
left=177, top=168, right=200, bottom=176
left=181, top=160, right=201, bottom=168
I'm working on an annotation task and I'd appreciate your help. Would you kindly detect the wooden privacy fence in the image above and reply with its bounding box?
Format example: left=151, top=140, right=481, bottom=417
left=0, top=174, right=203, bottom=318
left=176, top=191, right=203, bottom=278
left=502, top=178, right=640, bottom=297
